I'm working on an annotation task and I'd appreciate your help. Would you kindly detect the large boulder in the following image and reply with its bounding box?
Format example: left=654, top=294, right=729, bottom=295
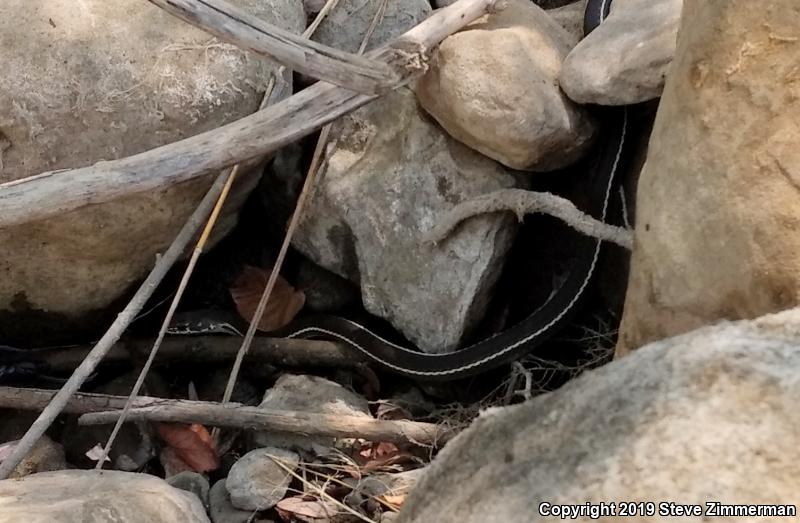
left=0, top=470, right=210, bottom=523
left=311, top=0, right=431, bottom=53
left=397, top=308, right=800, bottom=522
left=0, top=0, right=304, bottom=338
left=616, top=0, right=800, bottom=354
left=546, top=0, right=588, bottom=43
left=293, top=88, right=518, bottom=353
left=560, top=0, right=682, bottom=105
left=417, top=0, right=595, bottom=171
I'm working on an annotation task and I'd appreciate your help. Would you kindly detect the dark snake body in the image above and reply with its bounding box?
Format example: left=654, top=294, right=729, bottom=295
left=1, top=0, right=628, bottom=383
left=271, top=0, right=629, bottom=380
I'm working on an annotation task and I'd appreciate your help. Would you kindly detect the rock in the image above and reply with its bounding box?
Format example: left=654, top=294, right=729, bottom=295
left=0, top=470, right=209, bottom=522
left=294, top=88, right=518, bottom=353
left=417, top=0, right=595, bottom=171
left=8, top=435, right=68, bottom=479
left=226, top=447, right=299, bottom=511
left=343, top=470, right=423, bottom=519
left=253, top=374, right=370, bottom=451
left=0, top=0, right=304, bottom=338
left=616, top=0, right=800, bottom=354
left=347, top=469, right=423, bottom=501
left=397, top=308, right=800, bottom=523
left=167, top=471, right=211, bottom=509
left=560, top=0, right=681, bottom=105
left=437, top=0, right=579, bottom=7
left=547, top=0, right=588, bottom=42
left=209, top=479, right=255, bottom=523
left=312, top=0, right=431, bottom=53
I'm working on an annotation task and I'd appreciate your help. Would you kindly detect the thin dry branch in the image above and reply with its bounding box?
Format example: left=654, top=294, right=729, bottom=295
left=41, top=336, right=366, bottom=372
left=424, top=188, right=634, bottom=249
left=0, top=0, right=505, bottom=230
left=219, top=0, right=387, bottom=420
left=0, top=387, right=450, bottom=445
left=0, top=387, right=161, bottom=414
left=76, top=399, right=452, bottom=446
left=147, top=0, right=395, bottom=94
left=0, top=173, right=231, bottom=479
left=103, top=0, right=346, bottom=460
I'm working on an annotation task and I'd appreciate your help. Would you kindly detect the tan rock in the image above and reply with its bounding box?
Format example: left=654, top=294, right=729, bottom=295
left=416, top=0, right=595, bottom=171
left=560, top=0, right=681, bottom=105
left=397, top=308, right=800, bottom=523
left=0, top=0, right=304, bottom=331
left=617, top=0, right=800, bottom=354
left=0, top=470, right=210, bottom=523
left=8, top=436, right=68, bottom=479
left=547, top=0, right=588, bottom=43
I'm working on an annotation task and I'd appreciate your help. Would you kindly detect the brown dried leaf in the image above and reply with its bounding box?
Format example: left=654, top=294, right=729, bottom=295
left=230, top=265, right=305, bottom=331
left=156, top=423, right=219, bottom=473
left=359, top=441, right=399, bottom=460
left=159, top=446, right=194, bottom=477
left=276, top=495, right=340, bottom=522
left=379, top=493, right=407, bottom=510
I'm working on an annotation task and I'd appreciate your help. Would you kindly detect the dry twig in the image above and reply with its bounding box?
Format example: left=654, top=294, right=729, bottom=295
left=424, top=188, right=634, bottom=249
left=77, top=400, right=453, bottom=446
left=0, top=173, right=230, bottom=479
left=0, top=0, right=506, bottom=230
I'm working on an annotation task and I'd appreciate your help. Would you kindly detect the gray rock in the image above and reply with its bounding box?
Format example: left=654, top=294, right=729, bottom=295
left=547, top=0, right=588, bottom=42
left=348, top=469, right=423, bottom=500
left=167, top=471, right=211, bottom=509
left=226, top=447, right=299, bottom=511
left=397, top=309, right=800, bottom=522
left=0, top=0, right=304, bottom=328
left=209, top=479, right=256, bottom=523
left=417, top=0, right=595, bottom=171
left=312, top=0, right=430, bottom=53
left=294, top=88, right=518, bottom=353
left=0, top=470, right=209, bottom=522
left=560, top=0, right=681, bottom=105
left=253, top=374, right=370, bottom=451
left=7, top=435, right=68, bottom=479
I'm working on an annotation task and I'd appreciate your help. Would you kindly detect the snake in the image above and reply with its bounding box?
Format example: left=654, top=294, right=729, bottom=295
left=169, top=0, right=630, bottom=381
left=1, top=0, right=628, bottom=384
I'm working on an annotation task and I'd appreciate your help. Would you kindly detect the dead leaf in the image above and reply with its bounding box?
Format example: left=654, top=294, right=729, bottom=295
left=159, top=447, right=194, bottom=477
left=276, top=495, right=340, bottom=522
left=230, top=265, right=305, bottom=331
left=356, top=442, right=421, bottom=474
left=156, top=423, right=219, bottom=473
left=84, top=443, right=111, bottom=464
left=359, top=442, right=399, bottom=460
left=379, top=493, right=407, bottom=510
